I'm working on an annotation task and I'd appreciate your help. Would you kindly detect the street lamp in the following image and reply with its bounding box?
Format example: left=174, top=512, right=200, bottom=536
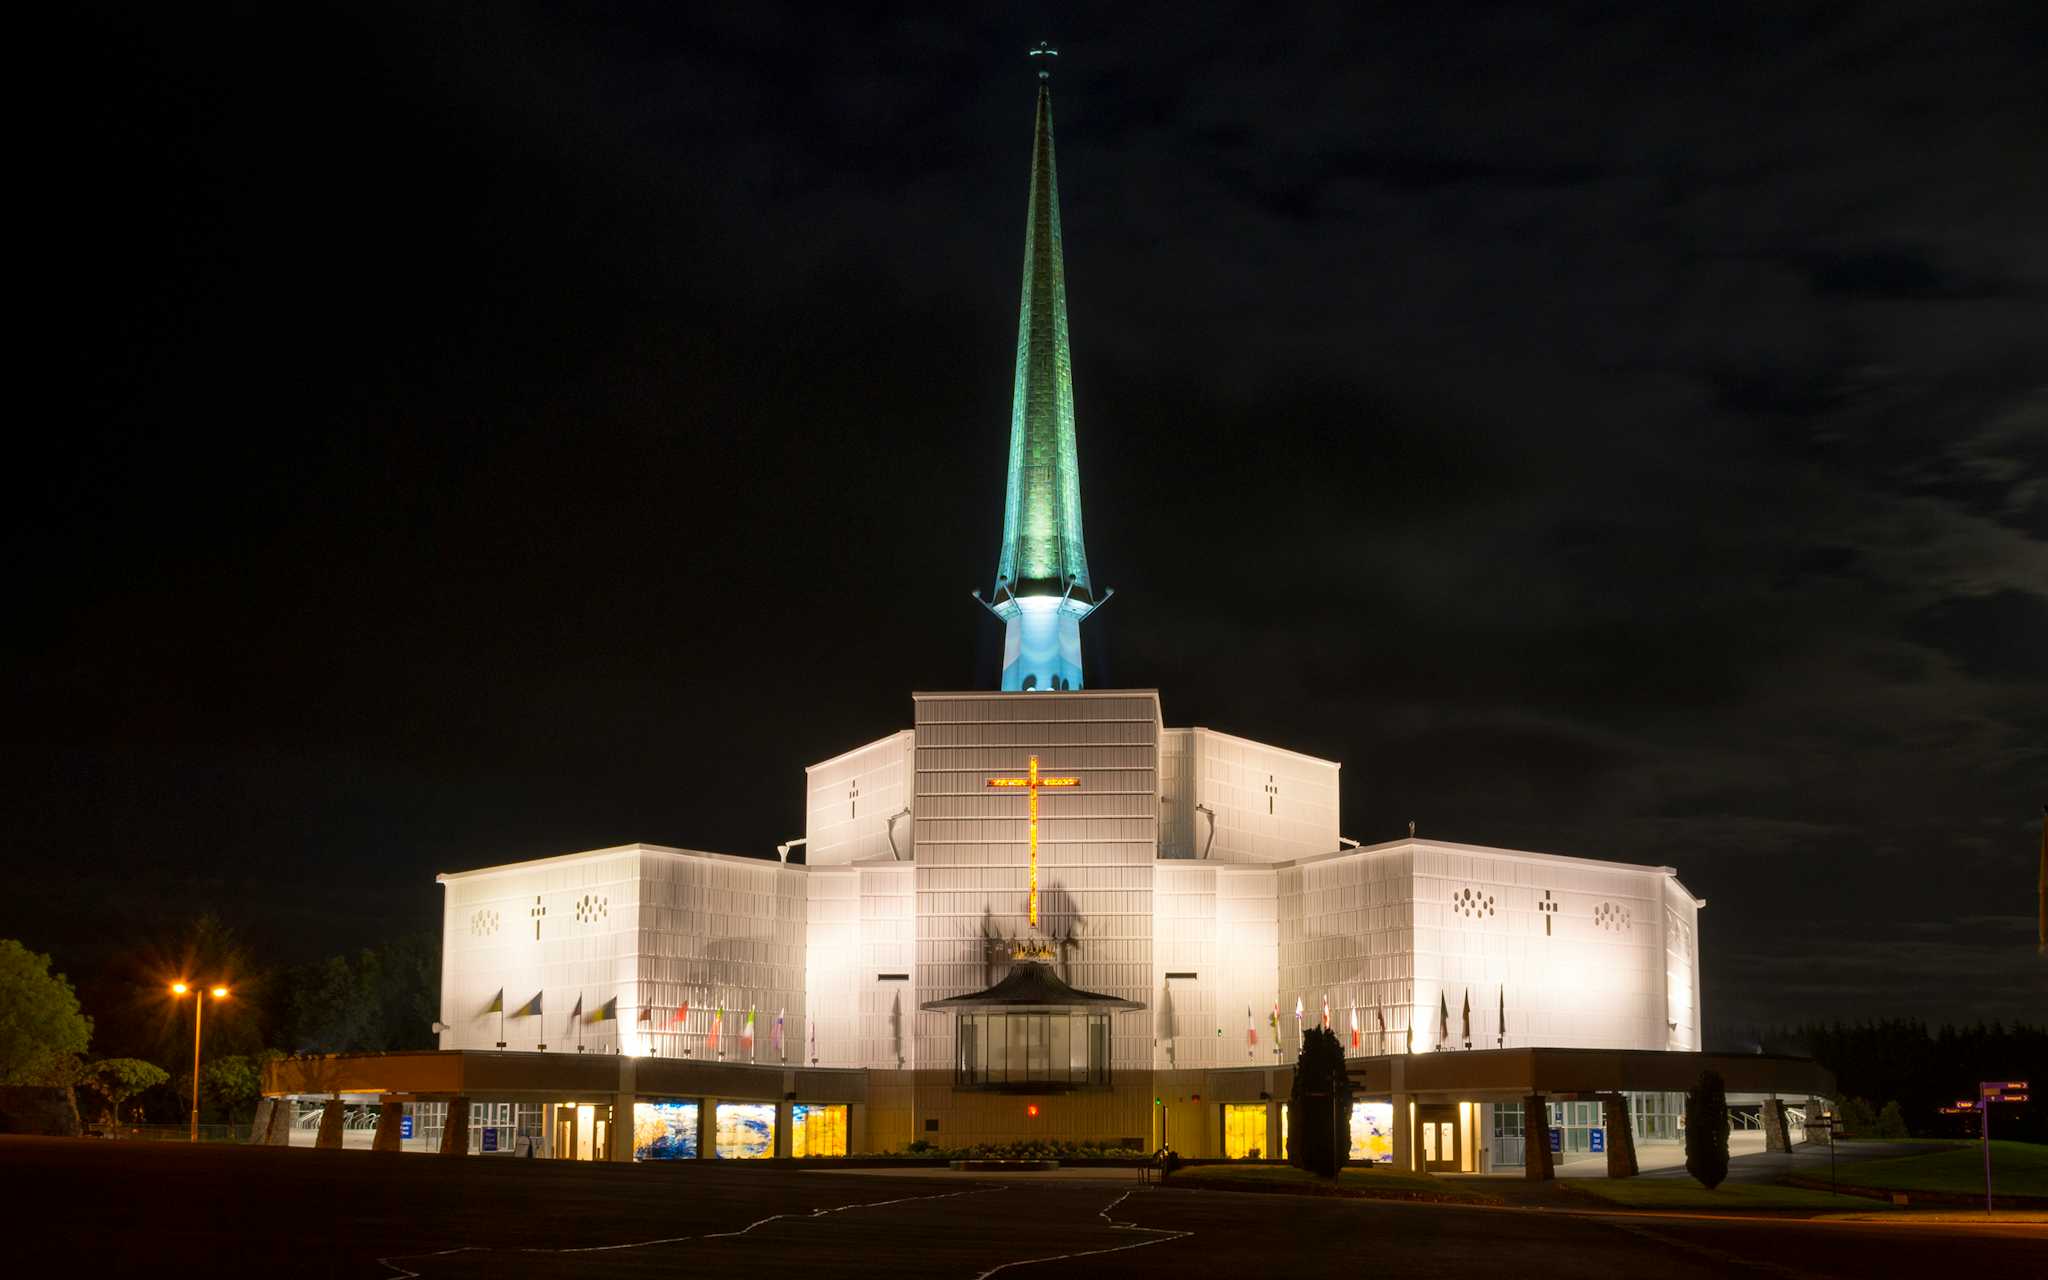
left=170, top=981, right=230, bottom=1142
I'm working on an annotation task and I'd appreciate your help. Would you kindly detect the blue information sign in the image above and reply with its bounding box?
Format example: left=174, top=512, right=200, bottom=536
left=400, top=1115, right=413, bottom=1140
left=1590, top=1128, right=1605, bottom=1154
left=1548, top=1127, right=1562, bottom=1154
left=481, top=1126, right=497, bottom=1152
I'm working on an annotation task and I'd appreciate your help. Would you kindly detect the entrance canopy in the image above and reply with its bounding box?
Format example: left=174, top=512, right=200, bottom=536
left=923, top=961, right=1142, bottom=1092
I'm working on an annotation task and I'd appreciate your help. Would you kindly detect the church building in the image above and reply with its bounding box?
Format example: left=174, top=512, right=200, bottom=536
left=263, top=50, right=1830, bottom=1174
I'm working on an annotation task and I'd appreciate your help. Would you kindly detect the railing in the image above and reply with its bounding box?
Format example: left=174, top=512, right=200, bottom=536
left=96, top=1123, right=252, bottom=1143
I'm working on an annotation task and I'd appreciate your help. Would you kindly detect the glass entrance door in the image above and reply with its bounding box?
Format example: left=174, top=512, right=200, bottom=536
left=1420, top=1106, right=1459, bottom=1172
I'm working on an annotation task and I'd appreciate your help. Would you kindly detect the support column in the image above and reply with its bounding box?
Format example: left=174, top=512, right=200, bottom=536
left=315, top=1098, right=346, bottom=1150
left=1265, top=1097, right=1282, bottom=1162
left=608, top=1057, right=637, bottom=1163
left=1600, top=1093, right=1638, bottom=1178
left=262, top=1098, right=291, bottom=1145
left=372, top=1096, right=405, bottom=1152
left=779, top=1070, right=798, bottom=1158
left=1390, top=1095, right=1416, bottom=1173
left=700, top=1097, right=718, bottom=1160
left=247, top=1097, right=274, bottom=1144
left=1522, top=1094, right=1553, bottom=1181
left=440, top=1096, right=470, bottom=1155
left=1762, top=1098, right=1791, bottom=1153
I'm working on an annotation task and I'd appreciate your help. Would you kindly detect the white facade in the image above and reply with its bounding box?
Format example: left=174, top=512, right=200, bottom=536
left=438, top=844, right=807, bottom=1062
left=436, top=692, right=1705, bottom=1071
left=1160, top=728, right=1341, bottom=863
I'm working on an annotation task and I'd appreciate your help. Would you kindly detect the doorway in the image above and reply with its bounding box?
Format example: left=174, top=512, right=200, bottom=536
left=554, top=1102, right=611, bottom=1161
left=1419, top=1105, right=1459, bottom=1172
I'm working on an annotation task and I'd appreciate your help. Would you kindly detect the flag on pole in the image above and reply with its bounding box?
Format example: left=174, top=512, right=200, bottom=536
left=676, top=997, right=689, bottom=1029
left=637, top=1005, right=652, bottom=1025
left=1497, top=985, right=1505, bottom=1048
left=743, top=1007, right=757, bottom=1060
left=1321, top=993, right=1331, bottom=1030
left=571, top=995, right=583, bottom=1023
left=1437, top=991, right=1449, bottom=1049
left=1246, top=1005, right=1257, bottom=1056
left=1460, top=989, right=1471, bottom=1049
left=710, top=1001, right=724, bottom=1057
left=1349, top=1006, right=1360, bottom=1052
left=483, top=988, right=504, bottom=1015
left=808, top=1016, right=817, bottom=1064
left=1269, top=1004, right=1279, bottom=1058
left=512, top=991, right=542, bottom=1018
left=590, top=997, right=617, bottom=1023
left=1376, top=1004, right=1386, bottom=1038
left=774, top=1007, right=786, bottom=1061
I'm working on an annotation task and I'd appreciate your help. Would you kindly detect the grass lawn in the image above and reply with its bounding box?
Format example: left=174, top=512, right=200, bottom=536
left=1828, top=1141, right=2048, bottom=1197
left=1567, top=1180, right=1894, bottom=1212
left=1173, top=1163, right=1497, bottom=1202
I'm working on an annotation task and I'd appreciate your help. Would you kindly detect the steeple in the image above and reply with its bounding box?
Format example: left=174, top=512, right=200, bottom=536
left=979, top=43, right=1109, bottom=692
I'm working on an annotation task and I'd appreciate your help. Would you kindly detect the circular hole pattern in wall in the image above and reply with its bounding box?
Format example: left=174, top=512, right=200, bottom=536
left=1452, top=887, right=1496, bottom=918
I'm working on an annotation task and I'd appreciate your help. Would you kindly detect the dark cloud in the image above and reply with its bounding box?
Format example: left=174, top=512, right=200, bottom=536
left=7, top=1, right=2043, bottom=1027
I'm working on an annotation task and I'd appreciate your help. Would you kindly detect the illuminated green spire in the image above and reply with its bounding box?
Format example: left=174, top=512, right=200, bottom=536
left=984, top=45, right=1104, bottom=692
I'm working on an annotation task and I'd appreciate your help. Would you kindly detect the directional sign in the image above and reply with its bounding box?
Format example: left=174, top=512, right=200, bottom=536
left=1590, top=1128, right=1606, bottom=1154
left=1979, top=1080, right=2028, bottom=1097
left=1549, top=1127, right=1562, bottom=1154
left=401, top=1115, right=413, bottom=1139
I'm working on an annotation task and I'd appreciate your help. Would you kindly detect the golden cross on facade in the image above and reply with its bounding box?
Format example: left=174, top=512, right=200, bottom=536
left=986, top=754, right=1079, bottom=929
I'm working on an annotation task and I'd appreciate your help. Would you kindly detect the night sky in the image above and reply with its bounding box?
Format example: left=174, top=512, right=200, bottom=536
left=12, top=3, right=2044, bottom=1036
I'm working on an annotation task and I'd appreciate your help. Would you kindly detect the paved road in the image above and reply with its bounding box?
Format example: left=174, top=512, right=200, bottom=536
left=3, top=1137, right=2037, bottom=1279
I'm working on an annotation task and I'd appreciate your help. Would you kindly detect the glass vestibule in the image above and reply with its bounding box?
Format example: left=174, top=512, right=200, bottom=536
left=954, top=1011, right=1112, bottom=1089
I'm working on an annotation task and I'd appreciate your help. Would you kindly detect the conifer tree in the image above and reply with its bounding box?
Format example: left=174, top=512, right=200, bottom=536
left=1684, top=1069, right=1730, bottom=1189
left=1288, top=1026, right=1352, bottom=1177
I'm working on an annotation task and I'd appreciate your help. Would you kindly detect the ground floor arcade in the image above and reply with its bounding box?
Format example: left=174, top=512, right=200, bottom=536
left=260, top=1046, right=1833, bottom=1174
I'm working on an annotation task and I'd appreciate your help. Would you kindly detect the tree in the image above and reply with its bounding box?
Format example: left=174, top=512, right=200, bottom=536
left=0, top=939, right=93, bottom=1084
left=1837, top=1096, right=1877, bottom=1137
left=1684, top=1069, right=1729, bottom=1189
left=202, top=1050, right=280, bottom=1124
left=284, top=934, right=439, bottom=1054
left=1873, top=1100, right=1910, bottom=1139
left=1287, top=1025, right=1352, bottom=1177
left=82, top=1058, right=169, bottom=1126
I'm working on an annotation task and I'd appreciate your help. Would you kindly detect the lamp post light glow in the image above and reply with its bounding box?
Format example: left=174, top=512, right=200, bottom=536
left=171, top=981, right=230, bottom=1143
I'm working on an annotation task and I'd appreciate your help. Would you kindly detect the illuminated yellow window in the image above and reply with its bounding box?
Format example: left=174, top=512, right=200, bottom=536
left=1223, top=1103, right=1268, bottom=1159
left=792, top=1104, right=847, bottom=1157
